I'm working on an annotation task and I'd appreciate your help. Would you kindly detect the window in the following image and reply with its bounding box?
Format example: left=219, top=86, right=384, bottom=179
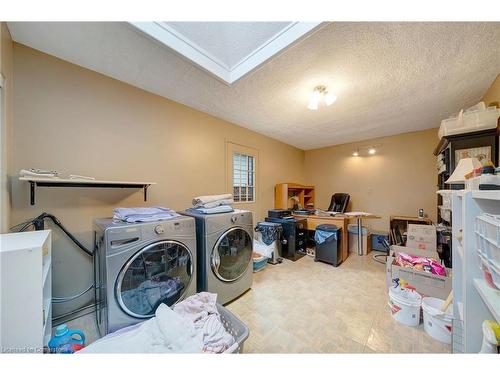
left=232, top=152, right=255, bottom=202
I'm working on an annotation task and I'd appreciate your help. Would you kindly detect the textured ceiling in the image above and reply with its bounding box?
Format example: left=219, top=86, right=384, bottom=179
left=7, top=22, right=500, bottom=150
left=163, top=22, right=292, bottom=69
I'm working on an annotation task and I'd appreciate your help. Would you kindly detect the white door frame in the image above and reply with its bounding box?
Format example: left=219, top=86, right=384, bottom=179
left=0, top=73, right=6, bottom=232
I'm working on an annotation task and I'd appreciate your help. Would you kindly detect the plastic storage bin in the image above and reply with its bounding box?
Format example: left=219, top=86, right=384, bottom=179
left=475, top=214, right=500, bottom=267
left=371, top=231, right=389, bottom=252
left=438, top=104, right=500, bottom=139
left=436, top=190, right=453, bottom=209
left=439, top=206, right=451, bottom=222
left=314, top=224, right=342, bottom=266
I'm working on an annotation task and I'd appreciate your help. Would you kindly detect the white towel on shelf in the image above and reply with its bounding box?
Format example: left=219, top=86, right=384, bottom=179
left=19, top=169, right=59, bottom=178
left=192, top=194, right=233, bottom=208
left=113, top=206, right=180, bottom=223
left=193, top=205, right=234, bottom=215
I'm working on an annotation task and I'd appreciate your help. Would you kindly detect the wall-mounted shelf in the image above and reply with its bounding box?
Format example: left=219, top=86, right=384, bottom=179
left=19, top=177, right=156, bottom=205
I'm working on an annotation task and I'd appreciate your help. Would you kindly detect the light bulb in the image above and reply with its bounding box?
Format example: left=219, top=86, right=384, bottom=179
left=352, top=151, right=359, bottom=157
left=368, top=148, right=376, bottom=155
left=307, top=90, right=321, bottom=110
left=324, top=92, right=337, bottom=106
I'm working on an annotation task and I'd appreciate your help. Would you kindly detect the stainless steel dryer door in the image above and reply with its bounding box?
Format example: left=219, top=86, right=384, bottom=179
left=211, top=227, right=252, bottom=282
left=116, top=240, right=193, bottom=318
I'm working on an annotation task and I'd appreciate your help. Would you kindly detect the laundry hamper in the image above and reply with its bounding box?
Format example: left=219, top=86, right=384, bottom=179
left=218, top=304, right=250, bottom=353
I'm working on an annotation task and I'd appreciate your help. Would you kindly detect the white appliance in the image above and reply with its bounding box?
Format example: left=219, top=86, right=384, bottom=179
left=93, top=216, right=197, bottom=335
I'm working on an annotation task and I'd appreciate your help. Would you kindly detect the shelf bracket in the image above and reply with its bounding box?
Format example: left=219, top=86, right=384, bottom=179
left=30, top=181, right=36, bottom=205
left=26, top=181, right=154, bottom=206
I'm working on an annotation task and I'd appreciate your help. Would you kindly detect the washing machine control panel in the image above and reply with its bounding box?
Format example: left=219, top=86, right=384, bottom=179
left=231, top=215, right=238, bottom=223
left=154, top=225, right=165, bottom=235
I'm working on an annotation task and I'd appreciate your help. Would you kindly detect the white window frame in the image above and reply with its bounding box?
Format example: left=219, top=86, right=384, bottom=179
left=232, top=152, right=255, bottom=203
left=226, top=142, right=258, bottom=205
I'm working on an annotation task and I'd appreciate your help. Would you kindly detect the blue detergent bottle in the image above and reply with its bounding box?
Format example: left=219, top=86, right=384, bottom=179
left=48, top=324, right=85, bottom=353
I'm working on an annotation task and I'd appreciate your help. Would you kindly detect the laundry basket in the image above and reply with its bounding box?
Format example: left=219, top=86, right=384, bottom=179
left=218, top=304, right=250, bottom=353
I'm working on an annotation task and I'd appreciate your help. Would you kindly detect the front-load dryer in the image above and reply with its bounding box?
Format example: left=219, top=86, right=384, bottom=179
left=93, top=215, right=196, bottom=335
left=182, top=209, right=253, bottom=305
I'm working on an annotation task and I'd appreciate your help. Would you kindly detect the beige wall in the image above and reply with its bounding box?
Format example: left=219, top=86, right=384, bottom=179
left=0, top=23, right=13, bottom=232
left=10, top=44, right=305, bottom=316
left=305, top=128, right=438, bottom=232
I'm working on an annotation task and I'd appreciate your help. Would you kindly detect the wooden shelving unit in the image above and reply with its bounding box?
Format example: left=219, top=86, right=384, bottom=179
left=274, top=183, right=315, bottom=210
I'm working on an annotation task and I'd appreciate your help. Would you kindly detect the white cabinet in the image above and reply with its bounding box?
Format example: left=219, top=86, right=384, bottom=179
left=452, top=191, right=500, bottom=353
left=0, top=230, right=52, bottom=353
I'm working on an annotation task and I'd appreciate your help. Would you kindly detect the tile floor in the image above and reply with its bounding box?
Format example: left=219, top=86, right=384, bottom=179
left=67, top=252, right=451, bottom=353
left=225, top=253, right=451, bottom=353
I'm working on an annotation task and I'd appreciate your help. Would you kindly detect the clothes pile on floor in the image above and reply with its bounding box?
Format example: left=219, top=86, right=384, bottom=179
left=113, top=206, right=180, bottom=223
left=190, top=193, right=234, bottom=214
left=79, top=292, right=235, bottom=353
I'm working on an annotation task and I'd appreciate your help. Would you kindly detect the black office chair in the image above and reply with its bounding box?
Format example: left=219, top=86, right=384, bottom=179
left=327, top=193, right=350, bottom=213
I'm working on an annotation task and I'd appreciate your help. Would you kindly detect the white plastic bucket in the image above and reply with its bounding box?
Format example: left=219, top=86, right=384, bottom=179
left=388, top=287, right=422, bottom=327
left=422, top=297, right=453, bottom=344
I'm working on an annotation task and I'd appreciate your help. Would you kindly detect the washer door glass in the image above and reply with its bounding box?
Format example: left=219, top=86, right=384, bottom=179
left=211, top=227, right=252, bottom=282
left=116, top=240, right=193, bottom=318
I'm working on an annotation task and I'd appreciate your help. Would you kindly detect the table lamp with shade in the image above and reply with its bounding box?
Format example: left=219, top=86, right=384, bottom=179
left=446, top=157, right=482, bottom=184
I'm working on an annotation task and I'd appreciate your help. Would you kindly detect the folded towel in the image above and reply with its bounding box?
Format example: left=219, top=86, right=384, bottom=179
left=19, top=169, right=59, bottom=178
left=192, top=194, right=233, bottom=207
left=192, top=205, right=234, bottom=215
left=194, top=198, right=234, bottom=209
left=113, top=207, right=180, bottom=223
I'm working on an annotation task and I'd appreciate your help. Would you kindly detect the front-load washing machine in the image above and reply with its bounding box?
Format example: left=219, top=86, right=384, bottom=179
left=93, top=215, right=196, bottom=335
left=182, top=209, right=253, bottom=305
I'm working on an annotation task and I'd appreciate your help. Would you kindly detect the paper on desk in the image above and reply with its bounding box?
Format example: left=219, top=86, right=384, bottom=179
left=344, top=212, right=373, bottom=216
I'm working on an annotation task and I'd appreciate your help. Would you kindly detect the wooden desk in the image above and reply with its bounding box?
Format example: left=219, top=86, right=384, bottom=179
left=293, top=214, right=350, bottom=262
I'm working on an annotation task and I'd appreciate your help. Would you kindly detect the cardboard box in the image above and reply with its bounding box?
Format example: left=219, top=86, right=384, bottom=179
left=386, top=245, right=451, bottom=299
left=406, top=224, right=436, bottom=252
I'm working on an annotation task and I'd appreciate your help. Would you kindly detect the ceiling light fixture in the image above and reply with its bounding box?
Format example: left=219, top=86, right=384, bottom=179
left=351, top=145, right=381, bottom=157
left=307, top=85, right=337, bottom=110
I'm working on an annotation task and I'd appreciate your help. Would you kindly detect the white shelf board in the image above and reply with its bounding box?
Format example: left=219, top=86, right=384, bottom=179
left=19, top=176, right=156, bottom=185
left=472, top=190, right=500, bottom=201
left=473, top=278, right=500, bottom=322
left=42, top=257, right=51, bottom=287
left=457, top=243, right=464, bottom=261
left=457, top=301, right=464, bottom=321
left=42, top=298, right=51, bottom=332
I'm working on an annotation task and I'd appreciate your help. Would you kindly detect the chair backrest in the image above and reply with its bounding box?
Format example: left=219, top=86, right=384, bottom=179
left=328, top=193, right=350, bottom=213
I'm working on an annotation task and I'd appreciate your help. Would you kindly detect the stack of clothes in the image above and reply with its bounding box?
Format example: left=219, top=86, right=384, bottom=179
left=190, top=193, right=234, bottom=214
left=79, top=292, right=235, bottom=354
left=113, top=207, right=180, bottom=223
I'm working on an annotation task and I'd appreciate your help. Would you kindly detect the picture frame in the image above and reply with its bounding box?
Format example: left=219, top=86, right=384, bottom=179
left=455, top=145, right=492, bottom=167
